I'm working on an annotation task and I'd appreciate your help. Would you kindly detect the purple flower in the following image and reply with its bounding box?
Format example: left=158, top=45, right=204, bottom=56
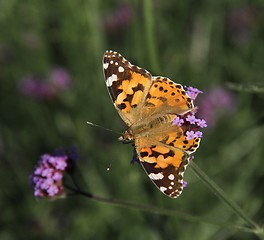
left=173, top=116, right=184, bottom=126
left=19, top=67, right=71, bottom=100
left=182, top=180, right=188, bottom=188
left=30, top=154, right=67, bottom=198
left=185, top=86, right=203, bottom=101
left=30, top=147, right=78, bottom=199
left=173, top=85, right=207, bottom=141
left=186, top=114, right=197, bottom=124
left=186, top=131, right=196, bottom=140
left=196, top=119, right=207, bottom=128
left=103, top=3, right=132, bottom=33
left=198, top=87, right=236, bottom=127
left=194, top=131, right=203, bottom=138
left=19, top=76, right=55, bottom=100
left=227, top=5, right=259, bottom=44
left=50, top=67, right=71, bottom=89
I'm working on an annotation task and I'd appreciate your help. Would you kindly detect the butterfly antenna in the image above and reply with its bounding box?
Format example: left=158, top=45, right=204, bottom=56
left=86, top=121, right=121, bottom=135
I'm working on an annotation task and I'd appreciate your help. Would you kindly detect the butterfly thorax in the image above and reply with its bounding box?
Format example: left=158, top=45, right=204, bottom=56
left=119, top=114, right=178, bottom=142
left=118, top=128, right=134, bottom=142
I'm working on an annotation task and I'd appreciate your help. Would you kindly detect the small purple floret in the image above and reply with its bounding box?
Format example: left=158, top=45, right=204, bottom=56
left=185, top=86, right=203, bottom=101
left=196, top=119, right=207, bottom=128
left=186, top=114, right=197, bottom=124
left=172, top=85, right=207, bottom=141
left=186, top=131, right=196, bottom=140
left=173, top=116, right=184, bottom=126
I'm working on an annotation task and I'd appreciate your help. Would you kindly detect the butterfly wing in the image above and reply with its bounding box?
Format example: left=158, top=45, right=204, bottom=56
left=103, top=50, right=200, bottom=198
left=134, top=115, right=200, bottom=198
left=142, top=76, right=193, bottom=118
left=140, top=157, right=190, bottom=198
left=103, top=50, right=152, bottom=126
left=103, top=51, right=193, bottom=126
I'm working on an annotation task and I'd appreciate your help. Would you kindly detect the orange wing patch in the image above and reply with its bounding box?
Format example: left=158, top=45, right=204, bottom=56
left=103, top=50, right=152, bottom=125
left=143, top=77, right=193, bottom=116
left=138, top=145, right=187, bottom=169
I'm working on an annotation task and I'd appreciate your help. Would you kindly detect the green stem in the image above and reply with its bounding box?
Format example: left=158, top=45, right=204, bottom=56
left=226, top=82, right=264, bottom=93
left=66, top=185, right=253, bottom=233
left=189, top=161, right=260, bottom=231
left=143, top=0, right=160, bottom=72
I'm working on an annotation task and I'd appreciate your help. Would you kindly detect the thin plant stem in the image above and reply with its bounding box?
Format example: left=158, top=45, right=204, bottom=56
left=189, top=161, right=260, bottom=231
left=65, top=185, right=255, bottom=234
left=226, top=82, right=264, bottom=93
left=143, top=0, right=160, bottom=72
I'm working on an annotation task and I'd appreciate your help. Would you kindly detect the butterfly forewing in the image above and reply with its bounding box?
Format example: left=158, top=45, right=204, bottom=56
left=103, top=50, right=152, bottom=126
left=142, top=76, right=193, bottom=118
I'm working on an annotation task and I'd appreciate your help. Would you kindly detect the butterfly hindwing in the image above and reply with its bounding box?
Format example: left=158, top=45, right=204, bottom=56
left=134, top=126, right=200, bottom=198
left=140, top=157, right=190, bottom=198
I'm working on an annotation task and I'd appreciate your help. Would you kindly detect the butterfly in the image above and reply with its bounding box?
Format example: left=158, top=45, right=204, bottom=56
left=103, top=50, right=200, bottom=198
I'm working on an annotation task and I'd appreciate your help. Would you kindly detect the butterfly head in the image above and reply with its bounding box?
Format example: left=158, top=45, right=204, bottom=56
left=118, top=128, right=134, bottom=143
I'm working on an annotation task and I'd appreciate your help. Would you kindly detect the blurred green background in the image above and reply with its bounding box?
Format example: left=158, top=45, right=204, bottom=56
left=1, top=0, right=264, bottom=239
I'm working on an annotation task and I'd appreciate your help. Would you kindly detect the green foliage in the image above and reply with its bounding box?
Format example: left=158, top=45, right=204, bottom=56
left=0, top=0, right=264, bottom=239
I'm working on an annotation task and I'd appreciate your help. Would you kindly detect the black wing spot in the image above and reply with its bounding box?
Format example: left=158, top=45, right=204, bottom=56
left=117, top=103, right=126, bottom=110
left=140, top=151, right=149, bottom=158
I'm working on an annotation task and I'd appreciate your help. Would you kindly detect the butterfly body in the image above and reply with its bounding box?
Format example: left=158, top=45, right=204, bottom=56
left=103, top=50, right=200, bottom=198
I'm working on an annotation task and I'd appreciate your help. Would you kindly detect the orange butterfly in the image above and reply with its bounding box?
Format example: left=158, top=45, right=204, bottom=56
left=103, top=50, right=204, bottom=198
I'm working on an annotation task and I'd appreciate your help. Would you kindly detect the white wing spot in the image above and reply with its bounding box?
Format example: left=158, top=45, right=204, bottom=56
left=115, top=62, right=118, bottom=65
left=118, top=66, right=124, bottom=72
left=170, top=182, right=174, bottom=185
left=160, top=186, right=167, bottom=193
left=148, top=173, right=164, bottom=180
left=103, top=63, right=109, bottom=70
left=110, top=60, right=113, bottom=64
left=106, top=74, right=117, bottom=87
left=168, top=174, right=175, bottom=180
left=168, top=186, right=172, bottom=190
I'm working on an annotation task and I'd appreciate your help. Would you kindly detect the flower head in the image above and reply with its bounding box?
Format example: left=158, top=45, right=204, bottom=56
left=198, top=87, right=236, bottom=127
left=30, top=147, right=78, bottom=199
left=227, top=5, right=259, bottom=44
left=19, top=76, right=55, bottom=100
left=19, top=67, right=71, bottom=100
left=50, top=67, right=71, bottom=90
left=185, top=86, right=203, bottom=101
left=103, top=3, right=132, bottom=33
left=173, top=86, right=207, bottom=141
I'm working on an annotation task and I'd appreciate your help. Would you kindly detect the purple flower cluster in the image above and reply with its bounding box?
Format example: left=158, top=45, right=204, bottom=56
left=103, top=3, right=132, bottom=33
left=19, top=67, right=71, bottom=100
left=173, top=86, right=207, bottom=140
left=198, top=87, right=236, bottom=127
left=227, top=5, right=259, bottom=44
left=31, top=154, right=68, bottom=198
